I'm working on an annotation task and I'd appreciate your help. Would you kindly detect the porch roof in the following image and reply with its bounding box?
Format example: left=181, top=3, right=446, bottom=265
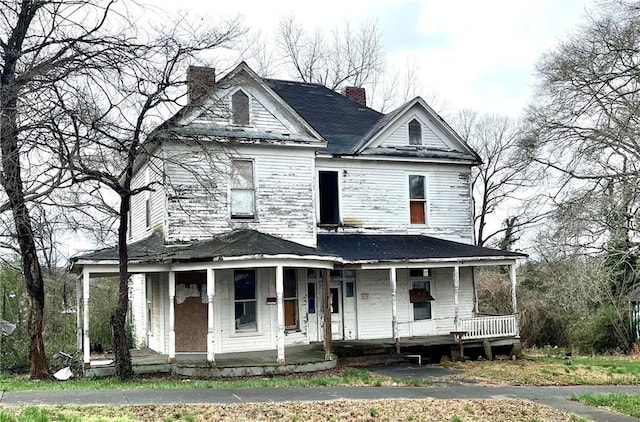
left=71, top=229, right=338, bottom=267
left=317, top=234, right=526, bottom=263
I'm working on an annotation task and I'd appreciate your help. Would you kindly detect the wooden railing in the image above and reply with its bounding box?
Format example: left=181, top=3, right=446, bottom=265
left=458, top=315, right=518, bottom=340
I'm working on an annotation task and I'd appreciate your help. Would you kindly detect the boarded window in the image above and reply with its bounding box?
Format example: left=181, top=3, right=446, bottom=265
left=409, top=119, right=422, bottom=145
left=284, top=268, right=298, bottom=330
left=319, top=171, right=339, bottom=225
left=232, top=90, right=250, bottom=125
left=234, top=270, right=257, bottom=332
left=409, top=175, right=426, bottom=224
left=231, top=160, right=255, bottom=219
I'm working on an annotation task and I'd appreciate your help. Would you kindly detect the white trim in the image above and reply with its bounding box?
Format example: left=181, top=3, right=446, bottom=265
left=315, top=153, right=477, bottom=166
left=206, top=268, right=216, bottom=362
left=168, top=271, right=175, bottom=361
left=276, top=265, right=285, bottom=364
left=82, top=269, right=90, bottom=365
left=352, top=257, right=520, bottom=269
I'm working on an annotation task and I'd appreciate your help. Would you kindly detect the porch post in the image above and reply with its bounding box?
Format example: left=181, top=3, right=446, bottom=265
left=453, top=265, right=460, bottom=330
left=82, top=269, right=90, bottom=367
left=276, top=265, right=285, bottom=365
left=207, top=268, right=216, bottom=363
left=76, top=275, right=82, bottom=353
left=389, top=267, right=399, bottom=353
left=322, top=269, right=332, bottom=359
left=168, top=271, right=176, bottom=363
left=510, top=263, right=519, bottom=337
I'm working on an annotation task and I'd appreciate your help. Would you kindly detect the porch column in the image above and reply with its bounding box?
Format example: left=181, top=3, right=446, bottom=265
left=207, top=268, right=216, bottom=363
left=76, top=276, right=82, bottom=353
left=275, top=265, right=285, bottom=365
left=168, top=271, right=176, bottom=363
left=389, top=268, right=399, bottom=353
left=82, top=269, right=90, bottom=367
left=510, top=263, right=520, bottom=337
left=453, top=265, right=460, bottom=330
left=322, top=269, right=332, bottom=359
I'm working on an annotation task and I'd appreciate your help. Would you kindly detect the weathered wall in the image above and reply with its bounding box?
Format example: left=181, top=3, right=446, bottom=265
left=316, top=158, right=474, bottom=243
left=164, top=143, right=317, bottom=246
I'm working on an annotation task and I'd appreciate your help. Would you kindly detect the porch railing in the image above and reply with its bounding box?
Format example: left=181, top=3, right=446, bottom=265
left=458, top=315, right=518, bottom=340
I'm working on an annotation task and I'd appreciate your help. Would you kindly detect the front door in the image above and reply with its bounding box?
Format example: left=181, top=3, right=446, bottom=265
left=330, top=283, right=343, bottom=340
left=174, top=272, right=207, bottom=352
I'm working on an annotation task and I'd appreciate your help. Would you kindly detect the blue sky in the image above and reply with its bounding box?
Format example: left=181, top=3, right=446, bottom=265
left=157, top=0, right=593, bottom=116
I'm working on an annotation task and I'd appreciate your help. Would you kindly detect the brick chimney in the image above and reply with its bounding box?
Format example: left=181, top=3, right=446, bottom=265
left=342, top=86, right=366, bottom=106
left=187, top=66, right=216, bottom=102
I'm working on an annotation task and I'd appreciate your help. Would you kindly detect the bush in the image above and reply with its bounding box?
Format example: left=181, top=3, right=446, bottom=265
left=570, top=304, right=631, bottom=353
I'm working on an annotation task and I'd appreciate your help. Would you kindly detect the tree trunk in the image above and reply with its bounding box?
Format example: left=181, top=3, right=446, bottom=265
left=111, top=195, right=133, bottom=381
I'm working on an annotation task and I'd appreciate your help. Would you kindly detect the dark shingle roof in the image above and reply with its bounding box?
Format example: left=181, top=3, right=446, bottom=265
left=318, top=234, right=526, bottom=262
left=72, top=230, right=336, bottom=265
left=265, top=79, right=383, bottom=155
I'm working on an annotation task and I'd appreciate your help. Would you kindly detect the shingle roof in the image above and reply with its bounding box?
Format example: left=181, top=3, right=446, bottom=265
left=317, top=234, right=526, bottom=262
left=71, top=230, right=336, bottom=265
left=265, top=79, right=383, bottom=155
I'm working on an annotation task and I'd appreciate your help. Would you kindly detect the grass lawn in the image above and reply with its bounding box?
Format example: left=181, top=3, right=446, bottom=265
left=443, top=354, right=640, bottom=386
left=0, top=399, right=582, bottom=421
left=573, top=393, right=640, bottom=418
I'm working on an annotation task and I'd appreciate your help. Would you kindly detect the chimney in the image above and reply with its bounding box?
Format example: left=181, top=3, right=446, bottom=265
left=342, top=86, right=366, bottom=106
left=187, top=66, right=216, bottom=102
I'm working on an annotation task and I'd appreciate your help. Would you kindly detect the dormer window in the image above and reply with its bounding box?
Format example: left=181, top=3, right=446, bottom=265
left=232, top=90, right=249, bottom=125
left=409, top=119, right=422, bottom=145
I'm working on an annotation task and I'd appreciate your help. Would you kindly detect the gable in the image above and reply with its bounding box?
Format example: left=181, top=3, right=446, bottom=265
left=382, top=115, right=450, bottom=150
left=358, top=99, right=479, bottom=162
left=167, top=65, right=324, bottom=146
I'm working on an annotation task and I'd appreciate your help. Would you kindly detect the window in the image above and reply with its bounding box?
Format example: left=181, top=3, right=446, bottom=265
left=234, top=270, right=257, bottom=332
left=284, top=269, right=298, bottom=330
left=318, top=171, right=339, bottom=225
left=410, top=269, right=434, bottom=321
left=232, top=90, right=249, bottom=125
left=409, top=119, right=422, bottom=145
left=307, top=282, right=316, bottom=314
left=409, top=175, right=426, bottom=224
left=231, top=160, right=255, bottom=219
left=145, top=197, right=151, bottom=228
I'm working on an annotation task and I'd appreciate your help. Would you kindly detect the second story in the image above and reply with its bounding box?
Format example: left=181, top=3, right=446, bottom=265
left=127, top=63, right=481, bottom=247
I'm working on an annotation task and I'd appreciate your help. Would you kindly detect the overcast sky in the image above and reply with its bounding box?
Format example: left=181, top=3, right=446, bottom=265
left=158, top=0, right=593, bottom=117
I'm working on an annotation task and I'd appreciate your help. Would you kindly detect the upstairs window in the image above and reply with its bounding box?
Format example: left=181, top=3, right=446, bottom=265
left=409, top=175, right=426, bottom=224
left=231, top=159, right=255, bottom=219
left=232, top=90, right=250, bottom=125
left=409, top=119, right=422, bottom=145
left=318, top=171, right=339, bottom=225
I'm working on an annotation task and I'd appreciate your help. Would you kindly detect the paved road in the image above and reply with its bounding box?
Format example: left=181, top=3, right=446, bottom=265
left=1, top=384, right=638, bottom=421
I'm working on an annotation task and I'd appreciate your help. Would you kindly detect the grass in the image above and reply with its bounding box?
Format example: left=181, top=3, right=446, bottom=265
left=573, top=393, right=640, bottom=418
left=443, top=353, right=640, bottom=386
left=0, top=368, right=386, bottom=392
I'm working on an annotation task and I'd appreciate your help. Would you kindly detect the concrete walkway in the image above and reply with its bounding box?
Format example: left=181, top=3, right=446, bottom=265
left=1, top=384, right=638, bottom=421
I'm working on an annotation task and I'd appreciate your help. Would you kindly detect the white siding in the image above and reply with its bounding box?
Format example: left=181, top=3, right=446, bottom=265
left=383, top=119, right=449, bottom=149
left=129, top=157, right=166, bottom=243
left=129, top=274, right=147, bottom=348
left=165, top=144, right=317, bottom=246
left=317, top=159, right=474, bottom=243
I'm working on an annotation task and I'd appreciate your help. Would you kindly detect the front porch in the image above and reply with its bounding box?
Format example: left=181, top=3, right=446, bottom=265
left=86, top=343, right=335, bottom=378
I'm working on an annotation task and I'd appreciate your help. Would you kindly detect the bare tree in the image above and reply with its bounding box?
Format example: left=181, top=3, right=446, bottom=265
left=452, top=110, right=545, bottom=248
left=0, top=0, right=132, bottom=379
left=58, top=12, right=243, bottom=380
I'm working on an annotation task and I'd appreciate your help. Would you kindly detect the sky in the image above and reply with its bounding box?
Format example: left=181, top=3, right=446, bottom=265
left=158, top=0, right=594, bottom=117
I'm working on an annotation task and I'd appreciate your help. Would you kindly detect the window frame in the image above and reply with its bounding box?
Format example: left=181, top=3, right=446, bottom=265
left=284, top=268, right=299, bottom=331
left=233, top=269, right=259, bottom=334
left=408, top=118, right=422, bottom=146
left=409, top=269, right=434, bottom=321
left=230, top=159, right=256, bottom=219
left=231, top=89, right=250, bottom=126
left=409, top=174, right=427, bottom=225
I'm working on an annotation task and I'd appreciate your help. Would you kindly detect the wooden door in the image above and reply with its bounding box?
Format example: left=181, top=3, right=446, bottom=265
left=174, top=272, right=207, bottom=352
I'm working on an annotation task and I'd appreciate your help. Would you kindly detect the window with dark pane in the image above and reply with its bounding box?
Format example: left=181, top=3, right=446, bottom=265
left=232, top=90, right=249, bottom=125
left=284, top=268, right=298, bottom=330
left=409, top=175, right=426, bottom=224
left=234, top=270, right=257, bottom=332
left=409, top=119, right=422, bottom=145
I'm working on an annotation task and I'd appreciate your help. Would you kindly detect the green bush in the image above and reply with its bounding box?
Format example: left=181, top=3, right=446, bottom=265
left=570, top=305, right=631, bottom=353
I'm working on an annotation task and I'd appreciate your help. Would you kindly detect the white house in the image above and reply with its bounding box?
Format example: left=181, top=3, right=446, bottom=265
left=70, top=63, right=524, bottom=372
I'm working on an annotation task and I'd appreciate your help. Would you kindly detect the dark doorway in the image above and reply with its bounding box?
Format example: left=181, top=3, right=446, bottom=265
left=319, top=171, right=339, bottom=225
